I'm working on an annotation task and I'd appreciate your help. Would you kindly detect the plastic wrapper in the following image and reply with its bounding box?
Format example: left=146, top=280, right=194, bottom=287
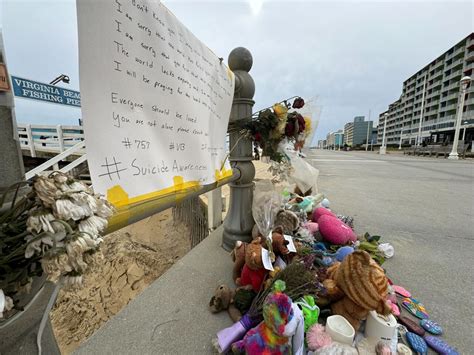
left=252, top=180, right=282, bottom=261
left=286, top=148, right=320, bottom=195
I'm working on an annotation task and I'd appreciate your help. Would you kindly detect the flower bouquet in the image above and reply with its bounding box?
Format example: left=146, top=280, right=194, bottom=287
left=229, top=97, right=311, bottom=163
left=0, top=172, right=114, bottom=319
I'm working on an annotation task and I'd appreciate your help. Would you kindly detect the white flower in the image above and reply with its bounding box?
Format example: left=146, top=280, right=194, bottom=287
left=34, top=176, right=61, bottom=207
left=63, top=275, right=83, bottom=289
left=0, top=290, right=14, bottom=319
left=27, top=209, right=65, bottom=234
left=25, top=232, right=66, bottom=258
left=78, top=216, right=108, bottom=236
left=52, top=173, right=68, bottom=185
left=70, top=192, right=98, bottom=212
left=53, top=198, right=94, bottom=221
left=95, top=199, right=114, bottom=218
left=65, top=239, right=90, bottom=272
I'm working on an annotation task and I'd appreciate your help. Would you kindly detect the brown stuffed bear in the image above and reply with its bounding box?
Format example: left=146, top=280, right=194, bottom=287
left=251, top=226, right=293, bottom=261
left=322, top=250, right=391, bottom=330
left=209, top=284, right=242, bottom=322
left=237, top=237, right=267, bottom=292
left=231, top=240, right=248, bottom=284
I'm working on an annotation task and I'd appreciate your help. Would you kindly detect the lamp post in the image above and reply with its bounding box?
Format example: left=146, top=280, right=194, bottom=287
left=379, top=113, right=388, bottom=154
left=49, top=74, right=70, bottom=85
left=398, top=128, right=403, bottom=149
left=462, top=120, right=469, bottom=141
left=416, top=75, right=427, bottom=146
left=448, top=76, right=471, bottom=160
left=365, top=109, right=371, bottom=151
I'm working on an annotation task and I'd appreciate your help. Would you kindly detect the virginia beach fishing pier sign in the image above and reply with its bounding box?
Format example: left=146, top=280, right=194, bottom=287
left=11, top=76, right=81, bottom=107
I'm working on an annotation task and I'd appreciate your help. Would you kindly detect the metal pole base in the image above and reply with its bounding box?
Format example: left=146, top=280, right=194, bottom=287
left=379, top=146, right=386, bottom=155
left=448, top=153, right=459, bottom=160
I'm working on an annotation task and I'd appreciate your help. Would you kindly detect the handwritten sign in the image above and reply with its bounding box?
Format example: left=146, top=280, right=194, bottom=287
left=0, top=64, right=10, bottom=92
left=76, top=0, right=234, bottom=205
left=11, top=76, right=81, bottom=107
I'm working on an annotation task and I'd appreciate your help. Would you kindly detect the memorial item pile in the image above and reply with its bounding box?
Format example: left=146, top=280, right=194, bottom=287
left=0, top=172, right=113, bottom=319
left=209, top=179, right=459, bottom=354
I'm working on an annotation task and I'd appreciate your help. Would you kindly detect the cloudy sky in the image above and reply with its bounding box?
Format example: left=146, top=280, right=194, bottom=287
left=1, top=0, right=472, bottom=143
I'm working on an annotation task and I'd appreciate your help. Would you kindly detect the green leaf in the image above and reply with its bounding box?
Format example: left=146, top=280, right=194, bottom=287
left=367, top=235, right=381, bottom=243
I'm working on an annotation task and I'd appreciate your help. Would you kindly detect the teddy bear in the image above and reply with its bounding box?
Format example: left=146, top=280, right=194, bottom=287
left=322, top=250, right=391, bottom=331
left=236, top=237, right=268, bottom=292
left=232, top=280, right=304, bottom=355
left=231, top=240, right=248, bottom=284
left=251, top=226, right=294, bottom=261
left=209, top=284, right=242, bottom=322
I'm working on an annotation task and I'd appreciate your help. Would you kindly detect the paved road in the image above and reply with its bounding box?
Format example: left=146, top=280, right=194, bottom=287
left=307, top=149, right=474, bottom=353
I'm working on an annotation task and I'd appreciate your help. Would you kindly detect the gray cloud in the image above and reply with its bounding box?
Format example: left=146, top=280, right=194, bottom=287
left=1, top=0, right=472, bottom=143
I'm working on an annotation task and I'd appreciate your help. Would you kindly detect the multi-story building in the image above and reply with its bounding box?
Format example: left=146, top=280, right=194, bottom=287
left=344, top=122, right=354, bottom=146
left=343, top=116, right=373, bottom=146
left=325, top=130, right=344, bottom=149
left=334, top=130, right=344, bottom=148
left=378, top=33, right=474, bottom=146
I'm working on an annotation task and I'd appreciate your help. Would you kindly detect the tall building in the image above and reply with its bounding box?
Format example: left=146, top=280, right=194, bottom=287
left=343, top=116, right=373, bottom=146
left=325, top=130, right=344, bottom=149
left=344, top=122, right=354, bottom=146
left=378, top=33, right=474, bottom=146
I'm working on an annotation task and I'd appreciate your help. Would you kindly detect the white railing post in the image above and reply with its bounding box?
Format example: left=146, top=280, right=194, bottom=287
left=207, top=188, right=223, bottom=230
left=25, top=124, right=36, bottom=158
left=56, top=125, right=64, bottom=152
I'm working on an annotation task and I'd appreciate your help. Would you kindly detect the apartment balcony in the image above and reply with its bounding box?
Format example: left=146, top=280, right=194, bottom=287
left=445, top=69, right=463, bottom=82
left=464, top=62, right=474, bottom=73
left=441, top=92, right=459, bottom=102
left=444, top=58, right=463, bottom=72
left=439, top=103, right=458, bottom=112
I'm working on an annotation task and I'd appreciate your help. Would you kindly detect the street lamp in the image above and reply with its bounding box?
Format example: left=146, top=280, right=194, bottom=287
left=50, top=74, right=70, bottom=85
left=416, top=75, right=427, bottom=146
left=462, top=120, right=469, bottom=141
left=448, top=76, right=471, bottom=160
left=398, top=128, right=403, bottom=150
left=380, top=113, right=388, bottom=154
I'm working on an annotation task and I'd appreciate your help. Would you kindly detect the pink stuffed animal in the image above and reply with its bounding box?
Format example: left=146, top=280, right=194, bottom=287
left=318, top=215, right=356, bottom=245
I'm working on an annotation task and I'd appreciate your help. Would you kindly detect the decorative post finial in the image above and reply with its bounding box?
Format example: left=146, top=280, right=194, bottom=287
left=222, top=47, right=256, bottom=251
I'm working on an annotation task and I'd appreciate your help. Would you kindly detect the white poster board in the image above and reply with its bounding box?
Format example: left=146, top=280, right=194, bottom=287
left=76, top=0, right=234, bottom=206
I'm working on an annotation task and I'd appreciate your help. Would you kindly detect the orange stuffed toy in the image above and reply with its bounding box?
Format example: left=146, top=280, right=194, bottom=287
left=322, top=250, right=391, bottom=330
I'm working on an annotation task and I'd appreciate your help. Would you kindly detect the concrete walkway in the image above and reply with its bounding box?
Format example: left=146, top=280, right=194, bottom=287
left=76, top=225, right=233, bottom=355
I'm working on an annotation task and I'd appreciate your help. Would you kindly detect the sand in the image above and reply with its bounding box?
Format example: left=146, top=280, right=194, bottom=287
left=50, top=209, right=190, bottom=354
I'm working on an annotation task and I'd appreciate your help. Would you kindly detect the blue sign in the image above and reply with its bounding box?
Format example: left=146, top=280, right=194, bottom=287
left=11, top=76, right=81, bottom=107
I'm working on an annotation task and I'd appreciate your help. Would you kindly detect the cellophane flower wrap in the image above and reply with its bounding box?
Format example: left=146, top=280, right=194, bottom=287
left=252, top=180, right=283, bottom=262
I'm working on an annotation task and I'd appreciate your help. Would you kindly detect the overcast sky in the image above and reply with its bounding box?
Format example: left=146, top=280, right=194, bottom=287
left=1, top=0, right=472, bottom=143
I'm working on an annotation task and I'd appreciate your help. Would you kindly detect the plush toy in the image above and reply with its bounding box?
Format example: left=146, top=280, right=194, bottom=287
left=303, top=221, right=319, bottom=235
left=318, top=215, right=357, bottom=245
left=296, top=295, right=319, bottom=332
left=231, top=241, right=248, bottom=284
left=237, top=238, right=268, bottom=292
left=312, top=207, right=336, bottom=223
left=209, top=284, right=242, bottom=322
left=251, top=226, right=295, bottom=263
left=306, top=324, right=332, bottom=351
left=275, top=210, right=300, bottom=235
left=322, top=250, right=391, bottom=331
left=232, top=281, right=302, bottom=355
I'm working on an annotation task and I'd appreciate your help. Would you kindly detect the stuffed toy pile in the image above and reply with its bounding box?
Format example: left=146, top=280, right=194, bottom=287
left=209, top=185, right=459, bottom=355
